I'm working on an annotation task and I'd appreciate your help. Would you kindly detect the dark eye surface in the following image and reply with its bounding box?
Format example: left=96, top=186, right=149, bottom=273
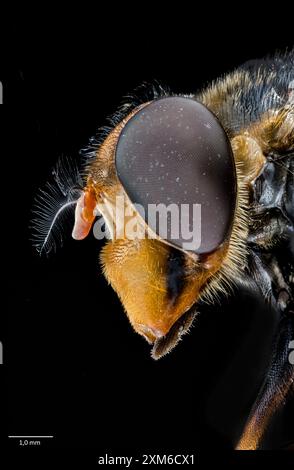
left=115, top=96, right=236, bottom=254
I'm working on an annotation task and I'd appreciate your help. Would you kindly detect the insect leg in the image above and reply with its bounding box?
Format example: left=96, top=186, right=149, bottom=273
left=237, top=252, right=294, bottom=449
left=236, top=311, right=294, bottom=449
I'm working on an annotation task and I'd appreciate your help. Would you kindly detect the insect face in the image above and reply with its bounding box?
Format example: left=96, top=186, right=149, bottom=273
left=71, top=97, right=243, bottom=354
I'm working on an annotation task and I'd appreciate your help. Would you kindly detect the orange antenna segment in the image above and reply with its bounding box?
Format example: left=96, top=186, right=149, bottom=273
left=72, top=187, right=96, bottom=240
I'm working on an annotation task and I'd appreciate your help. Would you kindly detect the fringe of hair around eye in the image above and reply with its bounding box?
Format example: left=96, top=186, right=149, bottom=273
left=199, top=160, right=250, bottom=305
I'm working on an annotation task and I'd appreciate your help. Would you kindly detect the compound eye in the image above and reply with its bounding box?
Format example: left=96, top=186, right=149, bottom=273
left=115, top=97, right=236, bottom=254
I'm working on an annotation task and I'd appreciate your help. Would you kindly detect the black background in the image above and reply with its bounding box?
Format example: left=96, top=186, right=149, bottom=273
left=3, top=11, right=294, bottom=462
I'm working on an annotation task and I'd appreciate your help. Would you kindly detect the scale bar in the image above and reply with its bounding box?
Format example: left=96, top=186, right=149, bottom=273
left=8, top=436, right=54, bottom=438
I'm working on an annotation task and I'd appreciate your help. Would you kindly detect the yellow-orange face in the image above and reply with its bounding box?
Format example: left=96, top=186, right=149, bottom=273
left=100, top=238, right=227, bottom=345
left=70, top=97, right=242, bottom=357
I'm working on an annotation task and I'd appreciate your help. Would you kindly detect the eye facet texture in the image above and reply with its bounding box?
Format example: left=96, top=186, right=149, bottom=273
left=115, top=97, right=236, bottom=254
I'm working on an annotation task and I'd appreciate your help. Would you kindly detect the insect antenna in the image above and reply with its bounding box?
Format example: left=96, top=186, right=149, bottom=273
left=31, top=156, right=84, bottom=255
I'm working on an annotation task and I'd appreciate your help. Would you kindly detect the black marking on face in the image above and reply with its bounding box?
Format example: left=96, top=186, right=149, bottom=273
left=166, top=249, right=186, bottom=304
left=115, top=96, right=237, bottom=254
